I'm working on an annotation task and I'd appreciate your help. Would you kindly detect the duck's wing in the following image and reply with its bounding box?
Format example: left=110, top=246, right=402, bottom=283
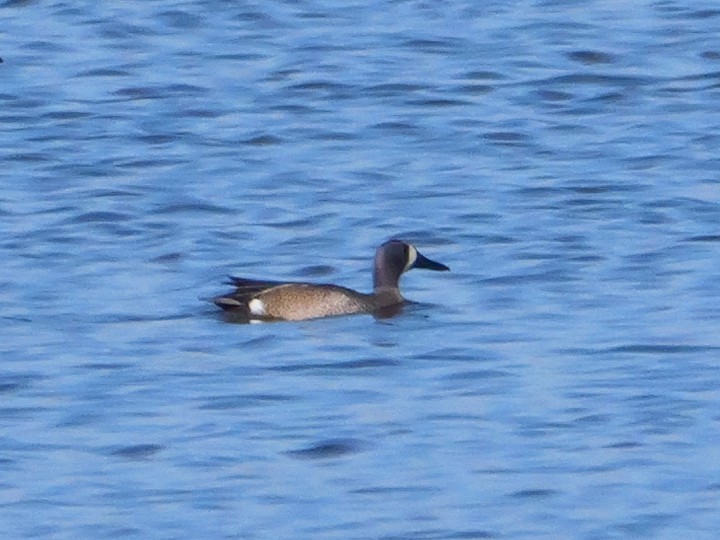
left=225, top=276, right=289, bottom=291
left=214, top=277, right=296, bottom=312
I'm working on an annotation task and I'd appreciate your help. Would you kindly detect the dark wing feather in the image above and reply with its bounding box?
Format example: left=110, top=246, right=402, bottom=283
left=214, top=276, right=293, bottom=313
left=224, top=276, right=290, bottom=291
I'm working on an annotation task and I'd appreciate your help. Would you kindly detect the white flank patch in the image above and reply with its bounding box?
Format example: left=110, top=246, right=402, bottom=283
left=248, top=298, right=266, bottom=316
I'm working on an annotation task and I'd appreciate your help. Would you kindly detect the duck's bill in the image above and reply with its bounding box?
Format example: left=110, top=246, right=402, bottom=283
left=414, top=252, right=450, bottom=271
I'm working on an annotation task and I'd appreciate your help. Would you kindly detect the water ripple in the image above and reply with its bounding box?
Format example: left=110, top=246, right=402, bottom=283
left=285, top=438, right=366, bottom=460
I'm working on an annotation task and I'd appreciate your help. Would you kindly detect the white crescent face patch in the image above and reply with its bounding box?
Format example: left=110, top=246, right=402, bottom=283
left=403, top=244, right=418, bottom=272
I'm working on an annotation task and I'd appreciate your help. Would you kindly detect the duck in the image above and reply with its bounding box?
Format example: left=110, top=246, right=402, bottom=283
left=213, top=239, right=449, bottom=321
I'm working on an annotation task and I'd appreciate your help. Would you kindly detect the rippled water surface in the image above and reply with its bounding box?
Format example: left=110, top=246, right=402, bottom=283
left=3, top=1, right=720, bottom=538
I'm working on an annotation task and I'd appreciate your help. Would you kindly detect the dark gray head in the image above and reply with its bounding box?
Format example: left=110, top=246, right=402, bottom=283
left=373, top=239, right=449, bottom=290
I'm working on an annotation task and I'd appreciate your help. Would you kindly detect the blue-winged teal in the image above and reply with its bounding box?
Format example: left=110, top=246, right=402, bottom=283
left=214, top=239, right=449, bottom=321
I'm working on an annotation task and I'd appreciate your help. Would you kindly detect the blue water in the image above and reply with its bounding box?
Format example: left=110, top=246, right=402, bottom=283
left=3, top=1, right=720, bottom=538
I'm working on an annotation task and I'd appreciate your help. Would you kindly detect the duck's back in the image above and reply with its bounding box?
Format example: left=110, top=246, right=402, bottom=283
left=214, top=280, right=375, bottom=321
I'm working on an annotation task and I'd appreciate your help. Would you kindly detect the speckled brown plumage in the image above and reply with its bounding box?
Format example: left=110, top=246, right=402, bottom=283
left=213, top=240, right=449, bottom=321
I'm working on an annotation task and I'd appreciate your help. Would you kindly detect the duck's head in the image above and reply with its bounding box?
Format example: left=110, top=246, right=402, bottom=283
left=373, top=239, right=449, bottom=290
